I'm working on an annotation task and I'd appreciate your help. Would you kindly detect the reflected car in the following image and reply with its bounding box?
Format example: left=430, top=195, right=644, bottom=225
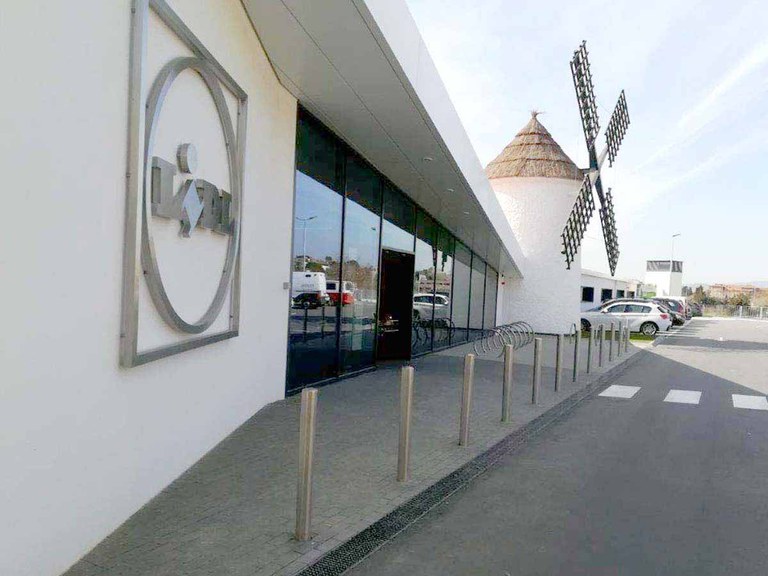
left=292, top=292, right=330, bottom=309
left=581, top=300, right=672, bottom=336
left=413, top=293, right=450, bottom=320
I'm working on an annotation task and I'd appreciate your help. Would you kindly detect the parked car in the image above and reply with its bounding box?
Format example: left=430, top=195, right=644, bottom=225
left=581, top=300, right=673, bottom=336
left=292, top=292, right=330, bottom=309
left=689, top=302, right=703, bottom=317
left=413, top=293, right=450, bottom=320
left=652, top=298, right=686, bottom=326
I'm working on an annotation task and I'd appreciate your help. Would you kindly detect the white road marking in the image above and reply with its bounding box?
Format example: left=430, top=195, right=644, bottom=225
left=732, top=395, right=768, bottom=411
left=599, top=385, right=641, bottom=399
left=664, top=390, right=702, bottom=405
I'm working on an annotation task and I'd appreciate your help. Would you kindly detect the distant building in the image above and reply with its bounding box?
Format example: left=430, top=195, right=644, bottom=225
left=644, top=260, right=683, bottom=297
left=580, top=269, right=643, bottom=311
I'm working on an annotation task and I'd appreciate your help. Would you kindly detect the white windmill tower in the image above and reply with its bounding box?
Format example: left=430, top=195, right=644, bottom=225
left=488, top=112, right=586, bottom=334
left=490, top=42, right=631, bottom=334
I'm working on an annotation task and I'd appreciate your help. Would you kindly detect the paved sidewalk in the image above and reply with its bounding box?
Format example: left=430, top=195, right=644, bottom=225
left=65, top=334, right=648, bottom=576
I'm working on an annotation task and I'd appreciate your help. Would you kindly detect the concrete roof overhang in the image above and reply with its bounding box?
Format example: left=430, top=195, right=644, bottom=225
left=241, top=0, right=526, bottom=278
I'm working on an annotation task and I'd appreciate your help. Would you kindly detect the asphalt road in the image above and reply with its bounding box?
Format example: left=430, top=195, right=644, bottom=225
left=345, top=318, right=768, bottom=576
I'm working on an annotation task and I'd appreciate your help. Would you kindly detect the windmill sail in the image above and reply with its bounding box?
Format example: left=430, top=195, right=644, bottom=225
left=561, top=175, right=596, bottom=269
left=564, top=41, right=630, bottom=276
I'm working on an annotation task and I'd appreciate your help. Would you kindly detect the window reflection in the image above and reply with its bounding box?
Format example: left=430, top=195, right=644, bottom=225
left=433, top=227, right=454, bottom=349
left=451, top=242, right=471, bottom=343
left=340, top=156, right=382, bottom=373
left=381, top=184, right=415, bottom=252
left=483, top=267, right=498, bottom=329
left=287, top=123, right=343, bottom=390
left=469, top=255, right=486, bottom=339
left=412, top=211, right=436, bottom=355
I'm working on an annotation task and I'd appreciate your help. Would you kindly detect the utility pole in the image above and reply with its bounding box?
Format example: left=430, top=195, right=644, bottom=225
left=296, top=216, right=316, bottom=271
left=670, top=233, right=681, bottom=296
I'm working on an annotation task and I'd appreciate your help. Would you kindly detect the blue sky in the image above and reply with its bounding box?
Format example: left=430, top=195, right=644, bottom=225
left=405, top=0, right=768, bottom=285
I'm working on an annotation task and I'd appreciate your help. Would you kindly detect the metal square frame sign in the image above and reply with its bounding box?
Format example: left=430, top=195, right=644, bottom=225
left=120, top=0, right=248, bottom=367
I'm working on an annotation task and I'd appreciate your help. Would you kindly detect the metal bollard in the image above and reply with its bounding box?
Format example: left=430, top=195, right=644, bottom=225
left=598, top=325, right=604, bottom=368
left=625, top=324, right=631, bottom=352
left=555, top=334, right=563, bottom=392
left=501, top=345, right=514, bottom=423
left=572, top=328, right=581, bottom=383
left=617, top=325, right=624, bottom=358
left=608, top=322, right=615, bottom=362
left=459, top=354, right=475, bottom=446
left=532, top=337, right=542, bottom=404
left=295, top=388, right=318, bottom=541
left=397, top=366, right=414, bottom=482
left=586, top=327, right=593, bottom=374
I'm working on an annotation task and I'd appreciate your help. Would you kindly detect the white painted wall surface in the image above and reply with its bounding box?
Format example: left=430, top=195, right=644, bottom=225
left=492, top=177, right=582, bottom=333
left=0, top=2, right=297, bottom=575
left=580, top=272, right=641, bottom=311
left=645, top=270, right=683, bottom=297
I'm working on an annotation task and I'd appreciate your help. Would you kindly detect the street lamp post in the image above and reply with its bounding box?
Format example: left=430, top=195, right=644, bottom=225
left=296, top=216, right=317, bottom=271
left=670, top=233, right=681, bottom=296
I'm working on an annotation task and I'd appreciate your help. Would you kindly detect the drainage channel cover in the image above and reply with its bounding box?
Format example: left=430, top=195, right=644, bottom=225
left=298, top=372, right=613, bottom=576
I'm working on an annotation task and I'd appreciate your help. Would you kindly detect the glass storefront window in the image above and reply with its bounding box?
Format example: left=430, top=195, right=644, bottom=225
left=469, top=254, right=486, bottom=339
left=451, top=241, right=471, bottom=344
left=381, top=184, right=415, bottom=252
left=287, top=113, right=343, bottom=391
left=340, top=155, right=382, bottom=373
left=433, top=227, right=454, bottom=349
left=412, top=210, right=437, bottom=355
left=483, top=266, right=498, bottom=330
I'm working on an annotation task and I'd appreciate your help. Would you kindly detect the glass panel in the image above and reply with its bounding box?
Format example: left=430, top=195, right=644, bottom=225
left=412, top=210, right=437, bottom=355
left=287, top=114, right=343, bottom=390
left=339, top=155, right=382, bottom=373
left=381, top=184, right=415, bottom=252
left=451, top=241, right=471, bottom=343
left=483, top=266, right=498, bottom=330
left=468, top=254, right=486, bottom=339
left=433, top=227, right=454, bottom=349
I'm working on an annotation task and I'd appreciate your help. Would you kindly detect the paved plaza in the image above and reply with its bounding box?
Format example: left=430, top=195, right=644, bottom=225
left=65, top=333, right=647, bottom=576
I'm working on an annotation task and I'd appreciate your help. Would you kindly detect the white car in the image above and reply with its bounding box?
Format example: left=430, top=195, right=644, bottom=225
left=413, top=293, right=449, bottom=320
left=581, top=300, right=672, bottom=336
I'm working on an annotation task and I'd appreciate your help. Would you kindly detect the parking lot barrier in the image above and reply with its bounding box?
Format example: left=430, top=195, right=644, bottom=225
left=532, top=337, right=542, bottom=404
left=295, top=387, right=318, bottom=541
left=459, top=354, right=475, bottom=446
left=397, top=366, right=414, bottom=482
left=502, top=345, right=514, bottom=423
left=572, top=329, right=581, bottom=382
left=555, top=334, right=563, bottom=392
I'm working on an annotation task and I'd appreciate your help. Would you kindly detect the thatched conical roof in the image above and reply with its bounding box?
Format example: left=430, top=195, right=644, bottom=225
left=486, top=112, right=583, bottom=181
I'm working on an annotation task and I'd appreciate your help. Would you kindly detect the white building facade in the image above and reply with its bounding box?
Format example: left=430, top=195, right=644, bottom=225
left=644, top=260, right=684, bottom=297
left=1, top=2, right=533, bottom=575
left=580, top=269, right=643, bottom=311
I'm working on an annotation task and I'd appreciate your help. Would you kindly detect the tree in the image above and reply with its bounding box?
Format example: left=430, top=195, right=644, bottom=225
left=729, top=293, right=751, bottom=306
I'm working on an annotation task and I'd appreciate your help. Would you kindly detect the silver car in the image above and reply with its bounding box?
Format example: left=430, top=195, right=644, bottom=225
left=581, top=300, right=673, bottom=336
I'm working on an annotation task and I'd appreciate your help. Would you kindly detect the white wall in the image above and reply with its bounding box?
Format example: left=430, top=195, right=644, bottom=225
left=580, top=273, right=640, bottom=311
left=493, top=177, right=582, bottom=333
left=0, top=2, right=297, bottom=575
left=645, top=270, right=683, bottom=297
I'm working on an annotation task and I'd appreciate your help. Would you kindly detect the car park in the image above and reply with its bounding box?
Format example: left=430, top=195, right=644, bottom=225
left=581, top=299, right=673, bottom=336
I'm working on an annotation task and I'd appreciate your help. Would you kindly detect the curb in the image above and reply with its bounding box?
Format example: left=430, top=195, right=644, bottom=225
left=297, top=346, right=649, bottom=576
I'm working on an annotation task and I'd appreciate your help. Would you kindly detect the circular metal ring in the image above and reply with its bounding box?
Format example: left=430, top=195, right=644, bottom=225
left=141, top=57, right=241, bottom=334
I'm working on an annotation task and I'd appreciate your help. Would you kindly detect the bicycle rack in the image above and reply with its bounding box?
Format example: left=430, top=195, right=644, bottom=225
left=472, top=321, right=535, bottom=357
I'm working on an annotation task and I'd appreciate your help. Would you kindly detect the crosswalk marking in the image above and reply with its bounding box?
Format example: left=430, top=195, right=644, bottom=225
left=664, top=390, right=702, bottom=405
left=732, top=394, right=768, bottom=411
left=599, top=385, right=641, bottom=399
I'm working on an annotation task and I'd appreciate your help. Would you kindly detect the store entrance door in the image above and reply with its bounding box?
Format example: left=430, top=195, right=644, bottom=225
left=377, top=249, right=415, bottom=360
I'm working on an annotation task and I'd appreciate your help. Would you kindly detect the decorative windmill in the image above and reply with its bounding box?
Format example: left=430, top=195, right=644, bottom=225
left=561, top=41, right=630, bottom=276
